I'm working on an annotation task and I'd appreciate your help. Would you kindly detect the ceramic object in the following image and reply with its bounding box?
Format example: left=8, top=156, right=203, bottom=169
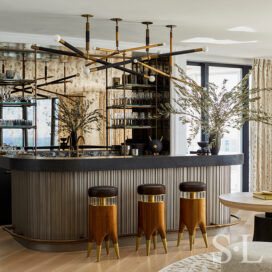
left=209, top=134, right=221, bottom=155
left=6, top=70, right=15, bottom=79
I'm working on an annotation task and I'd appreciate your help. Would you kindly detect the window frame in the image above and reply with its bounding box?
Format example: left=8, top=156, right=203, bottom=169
left=187, top=61, right=251, bottom=192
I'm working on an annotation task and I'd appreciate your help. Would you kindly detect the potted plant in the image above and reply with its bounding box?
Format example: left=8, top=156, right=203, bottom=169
left=159, top=65, right=272, bottom=155
left=56, top=97, right=104, bottom=151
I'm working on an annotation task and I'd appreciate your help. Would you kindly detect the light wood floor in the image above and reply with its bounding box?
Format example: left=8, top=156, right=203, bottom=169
left=0, top=210, right=257, bottom=272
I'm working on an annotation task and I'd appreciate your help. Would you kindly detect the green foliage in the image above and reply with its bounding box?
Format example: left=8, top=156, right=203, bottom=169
left=159, top=65, right=272, bottom=145
left=56, top=97, right=104, bottom=135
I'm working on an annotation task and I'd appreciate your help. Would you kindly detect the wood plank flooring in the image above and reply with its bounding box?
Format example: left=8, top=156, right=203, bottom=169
left=0, top=210, right=256, bottom=272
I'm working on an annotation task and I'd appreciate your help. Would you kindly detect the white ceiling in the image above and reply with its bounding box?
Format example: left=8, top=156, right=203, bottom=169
left=0, top=0, right=271, bottom=59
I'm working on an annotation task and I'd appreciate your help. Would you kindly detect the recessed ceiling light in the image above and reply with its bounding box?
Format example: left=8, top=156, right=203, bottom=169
left=180, top=37, right=258, bottom=45
left=228, top=26, right=256, bottom=33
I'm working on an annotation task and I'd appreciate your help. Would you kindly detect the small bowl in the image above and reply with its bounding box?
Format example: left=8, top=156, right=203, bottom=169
left=6, top=70, right=15, bottom=79
left=197, top=141, right=209, bottom=148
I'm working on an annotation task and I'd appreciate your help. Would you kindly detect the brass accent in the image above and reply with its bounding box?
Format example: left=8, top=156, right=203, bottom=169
left=189, top=234, right=194, bottom=251
left=142, top=21, right=153, bottom=55
left=166, top=25, right=176, bottom=74
left=162, top=238, right=168, bottom=253
left=113, top=243, right=120, bottom=259
left=177, top=232, right=183, bottom=246
left=87, top=242, right=93, bottom=257
left=105, top=240, right=110, bottom=255
left=111, top=18, right=123, bottom=51
left=100, top=197, right=106, bottom=206
left=87, top=43, right=164, bottom=67
left=136, top=236, right=141, bottom=251
left=202, top=232, right=208, bottom=248
left=148, top=195, right=155, bottom=202
left=152, top=233, right=157, bottom=249
left=190, top=192, right=196, bottom=199
left=96, top=245, right=102, bottom=262
left=146, top=239, right=151, bottom=256
left=95, top=43, right=163, bottom=54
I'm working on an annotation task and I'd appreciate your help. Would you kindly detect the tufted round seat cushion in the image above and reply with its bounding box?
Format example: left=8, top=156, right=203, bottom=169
left=221, top=242, right=272, bottom=272
left=137, top=184, right=166, bottom=195
left=179, top=182, right=206, bottom=192
left=88, top=186, right=118, bottom=198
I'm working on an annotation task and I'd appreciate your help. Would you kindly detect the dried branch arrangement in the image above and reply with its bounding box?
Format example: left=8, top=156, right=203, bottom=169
left=56, top=97, right=104, bottom=135
left=159, top=65, right=272, bottom=145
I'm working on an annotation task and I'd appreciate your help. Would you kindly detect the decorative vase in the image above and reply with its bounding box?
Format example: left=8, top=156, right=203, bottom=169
left=209, top=134, right=221, bottom=155
left=70, top=131, right=78, bottom=151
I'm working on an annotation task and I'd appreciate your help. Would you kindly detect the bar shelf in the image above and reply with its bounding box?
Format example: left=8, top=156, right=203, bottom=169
left=0, top=102, right=35, bottom=107
left=0, top=125, right=35, bottom=129
left=0, top=79, right=34, bottom=86
left=107, top=84, right=156, bottom=90
left=107, top=125, right=154, bottom=129
left=107, top=104, right=155, bottom=109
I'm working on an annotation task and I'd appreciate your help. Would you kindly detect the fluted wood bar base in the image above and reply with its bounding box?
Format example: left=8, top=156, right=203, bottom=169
left=8, top=164, right=233, bottom=251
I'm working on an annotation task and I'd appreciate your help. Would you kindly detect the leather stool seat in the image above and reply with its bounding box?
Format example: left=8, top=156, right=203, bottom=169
left=179, top=182, right=206, bottom=192
left=88, top=186, right=118, bottom=198
left=137, top=184, right=166, bottom=195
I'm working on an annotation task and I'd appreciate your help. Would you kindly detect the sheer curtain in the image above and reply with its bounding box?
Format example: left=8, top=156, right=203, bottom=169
left=250, top=59, right=272, bottom=192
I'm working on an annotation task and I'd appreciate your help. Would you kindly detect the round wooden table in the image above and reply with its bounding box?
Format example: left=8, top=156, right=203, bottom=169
left=219, top=192, right=272, bottom=242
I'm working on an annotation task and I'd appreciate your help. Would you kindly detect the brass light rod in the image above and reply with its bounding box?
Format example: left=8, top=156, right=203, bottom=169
left=86, top=43, right=164, bottom=67
left=95, top=43, right=163, bottom=53
left=111, top=18, right=122, bottom=51
left=166, top=25, right=176, bottom=74
left=89, top=47, right=206, bottom=72
left=81, top=14, right=93, bottom=54
left=138, top=60, right=201, bottom=88
left=55, top=38, right=154, bottom=80
left=142, top=21, right=153, bottom=55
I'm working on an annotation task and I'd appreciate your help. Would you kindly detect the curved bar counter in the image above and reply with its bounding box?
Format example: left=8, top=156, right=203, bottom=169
left=0, top=154, right=243, bottom=251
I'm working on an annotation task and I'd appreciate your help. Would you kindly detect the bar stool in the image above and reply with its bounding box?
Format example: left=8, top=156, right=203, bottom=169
left=87, top=186, right=120, bottom=262
left=177, top=181, right=208, bottom=251
left=136, top=184, right=168, bottom=256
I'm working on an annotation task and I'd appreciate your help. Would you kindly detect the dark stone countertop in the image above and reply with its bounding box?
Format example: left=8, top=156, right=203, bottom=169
left=0, top=154, right=244, bottom=172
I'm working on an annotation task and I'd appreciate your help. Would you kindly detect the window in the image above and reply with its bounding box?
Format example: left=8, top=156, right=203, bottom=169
left=186, top=65, right=201, bottom=152
left=187, top=62, right=251, bottom=193
left=1, top=99, right=57, bottom=148
left=2, top=107, right=23, bottom=146
left=28, top=99, right=52, bottom=147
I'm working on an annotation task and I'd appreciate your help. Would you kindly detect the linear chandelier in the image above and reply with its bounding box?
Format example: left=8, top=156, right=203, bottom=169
left=32, top=14, right=208, bottom=85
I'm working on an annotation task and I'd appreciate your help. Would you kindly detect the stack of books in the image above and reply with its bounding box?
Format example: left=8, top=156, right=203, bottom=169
left=253, top=191, right=272, bottom=200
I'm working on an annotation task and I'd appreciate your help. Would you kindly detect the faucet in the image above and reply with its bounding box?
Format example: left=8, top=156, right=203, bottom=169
left=76, top=136, right=85, bottom=157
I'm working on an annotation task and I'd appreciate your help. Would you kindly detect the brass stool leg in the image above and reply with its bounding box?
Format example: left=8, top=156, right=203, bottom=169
left=113, top=243, right=120, bottom=259
left=199, top=222, right=208, bottom=248
left=158, top=227, right=168, bottom=254
left=189, top=232, right=194, bottom=251
left=111, top=230, right=120, bottom=259
left=87, top=242, right=93, bottom=257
